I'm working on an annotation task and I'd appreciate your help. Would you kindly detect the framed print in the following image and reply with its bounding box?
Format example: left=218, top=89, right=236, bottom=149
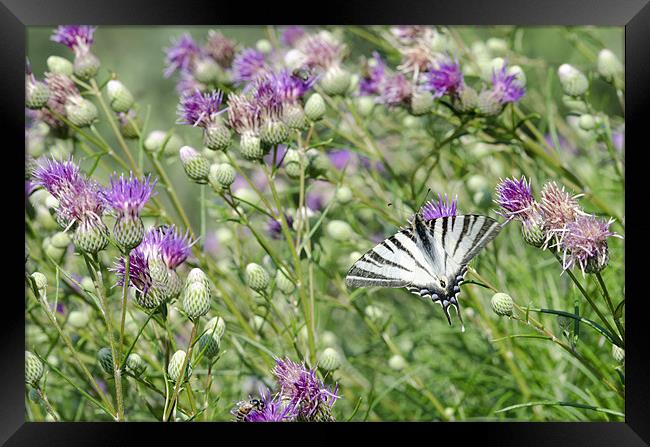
left=3, top=0, right=649, bottom=444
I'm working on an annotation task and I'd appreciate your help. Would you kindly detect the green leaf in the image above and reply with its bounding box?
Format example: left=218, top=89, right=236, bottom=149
left=614, top=299, right=625, bottom=320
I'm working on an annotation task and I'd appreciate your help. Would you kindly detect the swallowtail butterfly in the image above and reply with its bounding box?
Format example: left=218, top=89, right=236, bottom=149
left=346, top=213, right=502, bottom=330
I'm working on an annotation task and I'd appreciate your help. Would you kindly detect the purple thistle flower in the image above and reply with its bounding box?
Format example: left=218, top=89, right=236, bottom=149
left=390, top=26, right=431, bottom=44
left=298, top=35, right=345, bottom=71
left=32, top=158, right=81, bottom=197
left=272, top=357, right=340, bottom=419
left=175, top=71, right=205, bottom=96
left=231, top=48, right=268, bottom=85
left=270, top=69, right=315, bottom=105
left=540, top=181, right=582, bottom=245
left=560, top=215, right=620, bottom=275
left=51, top=25, right=96, bottom=51
left=327, top=149, right=352, bottom=170
left=377, top=73, right=412, bottom=106
left=102, top=172, right=156, bottom=220
left=426, top=60, right=464, bottom=98
left=494, top=176, right=537, bottom=221
left=267, top=214, right=294, bottom=240
left=359, top=52, right=387, bottom=96
left=244, top=391, right=298, bottom=422
left=280, top=26, right=306, bottom=47
left=177, top=89, right=225, bottom=128
left=138, top=225, right=195, bottom=270
left=420, top=193, right=458, bottom=221
left=112, top=249, right=153, bottom=295
left=227, top=93, right=261, bottom=135
left=164, top=34, right=201, bottom=78
left=491, top=64, right=525, bottom=104
left=204, top=30, right=237, bottom=68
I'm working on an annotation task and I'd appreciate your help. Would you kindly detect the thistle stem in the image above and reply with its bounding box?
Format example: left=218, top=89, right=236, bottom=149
left=594, top=271, right=624, bottom=344
left=200, top=184, right=206, bottom=249
left=36, top=386, right=60, bottom=421
left=163, top=322, right=198, bottom=422
left=119, top=252, right=130, bottom=369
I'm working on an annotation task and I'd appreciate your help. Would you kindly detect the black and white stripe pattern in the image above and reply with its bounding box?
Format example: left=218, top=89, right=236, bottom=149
left=346, top=214, right=502, bottom=327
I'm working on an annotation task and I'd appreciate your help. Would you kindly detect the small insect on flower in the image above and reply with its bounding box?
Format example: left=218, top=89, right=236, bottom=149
left=232, top=398, right=265, bottom=422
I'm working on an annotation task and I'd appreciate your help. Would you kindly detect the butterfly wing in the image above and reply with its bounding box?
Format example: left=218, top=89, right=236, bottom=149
left=345, top=227, right=438, bottom=289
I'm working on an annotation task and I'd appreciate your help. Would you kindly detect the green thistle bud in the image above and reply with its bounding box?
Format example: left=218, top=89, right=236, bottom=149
left=306, top=149, right=329, bottom=178
left=477, top=90, right=502, bottom=116
left=245, top=263, right=270, bottom=292
left=457, top=86, right=478, bottom=113
left=256, top=39, right=273, bottom=54
left=106, top=80, right=134, bottom=113
left=304, top=93, right=326, bottom=121
left=134, top=287, right=165, bottom=309
left=260, top=119, right=289, bottom=145
left=30, top=272, right=48, bottom=294
left=206, top=316, right=226, bottom=340
left=319, top=347, right=340, bottom=371
left=180, top=146, right=210, bottom=184
left=326, top=220, right=355, bottom=241
left=355, top=96, right=375, bottom=117
left=321, top=331, right=338, bottom=347
left=65, top=96, right=98, bottom=127
left=585, top=247, right=610, bottom=274
left=68, top=309, right=89, bottom=328
left=204, top=120, right=232, bottom=151
left=320, top=65, right=351, bottom=96
left=208, top=163, right=235, bottom=191
left=612, top=344, right=625, bottom=363
left=275, top=269, right=295, bottom=295
left=558, top=64, right=589, bottom=96
left=194, top=58, right=222, bottom=84
left=168, top=350, right=192, bottom=382
left=597, top=49, right=623, bottom=82
left=26, top=79, right=50, bottom=109
left=197, top=332, right=220, bottom=360
left=283, top=103, right=307, bottom=130
left=335, top=186, right=353, bottom=204
left=50, top=231, right=71, bottom=249
left=97, top=347, right=114, bottom=375
left=73, top=51, right=100, bottom=80
left=578, top=114, right=596, bottom=131
left=486, top=37, right=508, bottom=56
left=491, top=292, right=514, bottom=317
left=182, top=268, right=212, bottom=320
left=507, top=65, right=526, bottom=87
left=25, top=351, right=44, bottom=385
left=144, top=130, right=184, bottom=155
left=409, top=90, right=434, bottom=116
left=46, top=55, right=73, bottom=76
left=403, top=115, right=423, bottom=129
left=251, top=315, right=265, bottom=331
left=113, top=216, right=145, bottom=251
left=126, top=353, right=147, bottom=376
left=388, top=354, right=407, bottom=371
left=119, top=113, right=141, bottom=139
left=73, top=219, right=109, bottom=254
left=239, top=132, right=264, bottom=161
left=562, top=95, right=588, bottom=114
left=521, top=219, right=545, bottom=248
left=283, top=149, right=302, bottom=179
left=365, top=305, right=384, bottom=322
left=44, top=242, right=65, bottom=262
left=167, top=269, right=183, bottom=300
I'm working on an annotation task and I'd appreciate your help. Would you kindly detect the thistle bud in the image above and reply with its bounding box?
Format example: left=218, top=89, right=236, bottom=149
left=182, top=268, right=212, bottom=320
left=206, top=316, right=226, bottom=340
left=50, top=231, right=71, bottom=249
left=26, top=78, right=50, bottom=109
left=97, top=347, right=114, bottom=375
left=355, top=96, right=375, bottom=117
left=319, top=347, right=340, bottom=371
left=578, top=114, right=596, bottom=131
left=409, top=90, right=434, bottom=116
left=144, top=130, right=184, bottom=155
left=456, top=86, right=478, bottom=112
left=335, top=186, right=353, bottom=204
left=167, top=269, right=183, bottom=300
left=73, top=219, right=109, bottom=254
left=320, top=65, right=351, bottom=96
left=65, top=95, right=98, bottom=127
left=197, top=332, right=220, bottom=360
left=321, top=331, right=338, bottom=347
left=558, top=64, right=589, bottom=96
left=521, top=218, right=545, bottom=248
left=275, top=268, right=295, bottom=295
left=44, top=242, right=66, bottom=262
left=245, top=263, right=270, bottom=292
left=283, top=149, right=302, bottom=179
left=507, top=65, right=526, bottom=87
left=114, top=216, right=145, bottom=251
left=30, top=272, right=48, bottom=294
left=477, top=90, right=502, bottom=116
left=612, top=344, right=625, bottom=363
left=46, top=55, right=73, bottom=76
left=306, top=149, right=329, bottom=178
left=126, top=353, right=147, bottom=376
left=283, top=103, right=307, bottom=130
left=585, top=247, right=610, bottom=274
left=562, top=95, right=588, bottom=114
left=73, top=50, right=100, bottom=80
left=251, top=315, right=265, bottom=331
left=388, top=354, right=406, bottom=371
left=260, top=119, right=289, bottom=145
left=364, top=305, right=384, bottom=322
left=239, top=133, right=264, bottom=160
left=194, top=58, right=222, bottom=84
left=180, top=146, right=210, bottom=184
left=168, top=350, right=192, bottom=382
left=204, top=119, right=232, bottom=151
left=68, top=310, right=89, bottom=328
left=597, top=49, right=623, bottom=82
left=106, top=80, right=134, bottom=113
left=304, top=93, right=326, bottom=121
left=256, top=39, right=273, bottom=54
left=208, top=163, right=236, bottom=191
left=490, top=292, right=514, bottom=317
left=402, top=115, right=422, bottom=129
left=486, top=38, right=508, bottom=56
left=326, top=220, right=355, bottom=241
left=25, top=351, right=44, bottom=386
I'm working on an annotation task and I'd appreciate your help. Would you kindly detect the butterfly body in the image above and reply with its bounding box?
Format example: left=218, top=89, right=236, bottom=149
left=346, top=213, right=502, bottom=328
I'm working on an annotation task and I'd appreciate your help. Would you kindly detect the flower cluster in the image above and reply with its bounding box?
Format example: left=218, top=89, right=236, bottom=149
left=233, top=357, right=340, bottom=422
left=494, top=177, right=621, bottom=274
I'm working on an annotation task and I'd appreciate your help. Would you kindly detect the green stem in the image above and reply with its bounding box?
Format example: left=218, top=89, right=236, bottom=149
left=36, top=387, right=59, bottom=421
left=594, top=271, right=624, bottom=343
left=119, top=252, right=130, bottom=368
left=163, top=322, right=198, bottom=422
left=200, top=185, right=206, bottom=249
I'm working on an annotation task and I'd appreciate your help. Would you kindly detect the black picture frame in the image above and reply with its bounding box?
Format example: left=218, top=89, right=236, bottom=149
left=5, top=0, right=649, bottom=444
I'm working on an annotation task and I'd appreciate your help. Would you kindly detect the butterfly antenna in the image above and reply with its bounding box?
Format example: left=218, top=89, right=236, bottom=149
left=418, top=188, right=432, bottom=215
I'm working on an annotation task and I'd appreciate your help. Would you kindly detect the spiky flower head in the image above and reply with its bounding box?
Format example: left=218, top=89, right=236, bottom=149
left=297, top=33, right=346, bottom=71
left=420, top=193, right=458, bottom=221
left=359, top=52, right=387, bottom=96
left=426, top=59, right=464, bottom=98
left=25, top=65, right=50, bottom=110
left=377, top=73, right=412, bottom=107
left=138, top=225, right=195, bottom=271
left=560, top=215, right=620, bottom=275
left=50, top=25, right=96, bottom=53
left=280, top=26, right=306, bottom=47
left=494, top=176, right=537, bottom=221
left=390, top=26, right=432, bottom=45
left=102, top=172, right=156, bottom=220
left=272, top=357, right=340, bottom=420
left=540, top=181, right=582, bottom=245
left=164, top=33, right=201, bottom=78
left=39, top=72, right=80, bottom=129
left=177, top=89, right=225, bottom=128
left=231, top=48, right=268, bottom=84
left=112, top=248, right=154, bottom=297
left=490, top=63, right=525, bottom=104
left=244, top=391, right=299, bottom=422
left=32, top=157, right=80, bottom=197
left=204, top=30, right=237, bottom=68
left=227, top=93, right=261, bottom=136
